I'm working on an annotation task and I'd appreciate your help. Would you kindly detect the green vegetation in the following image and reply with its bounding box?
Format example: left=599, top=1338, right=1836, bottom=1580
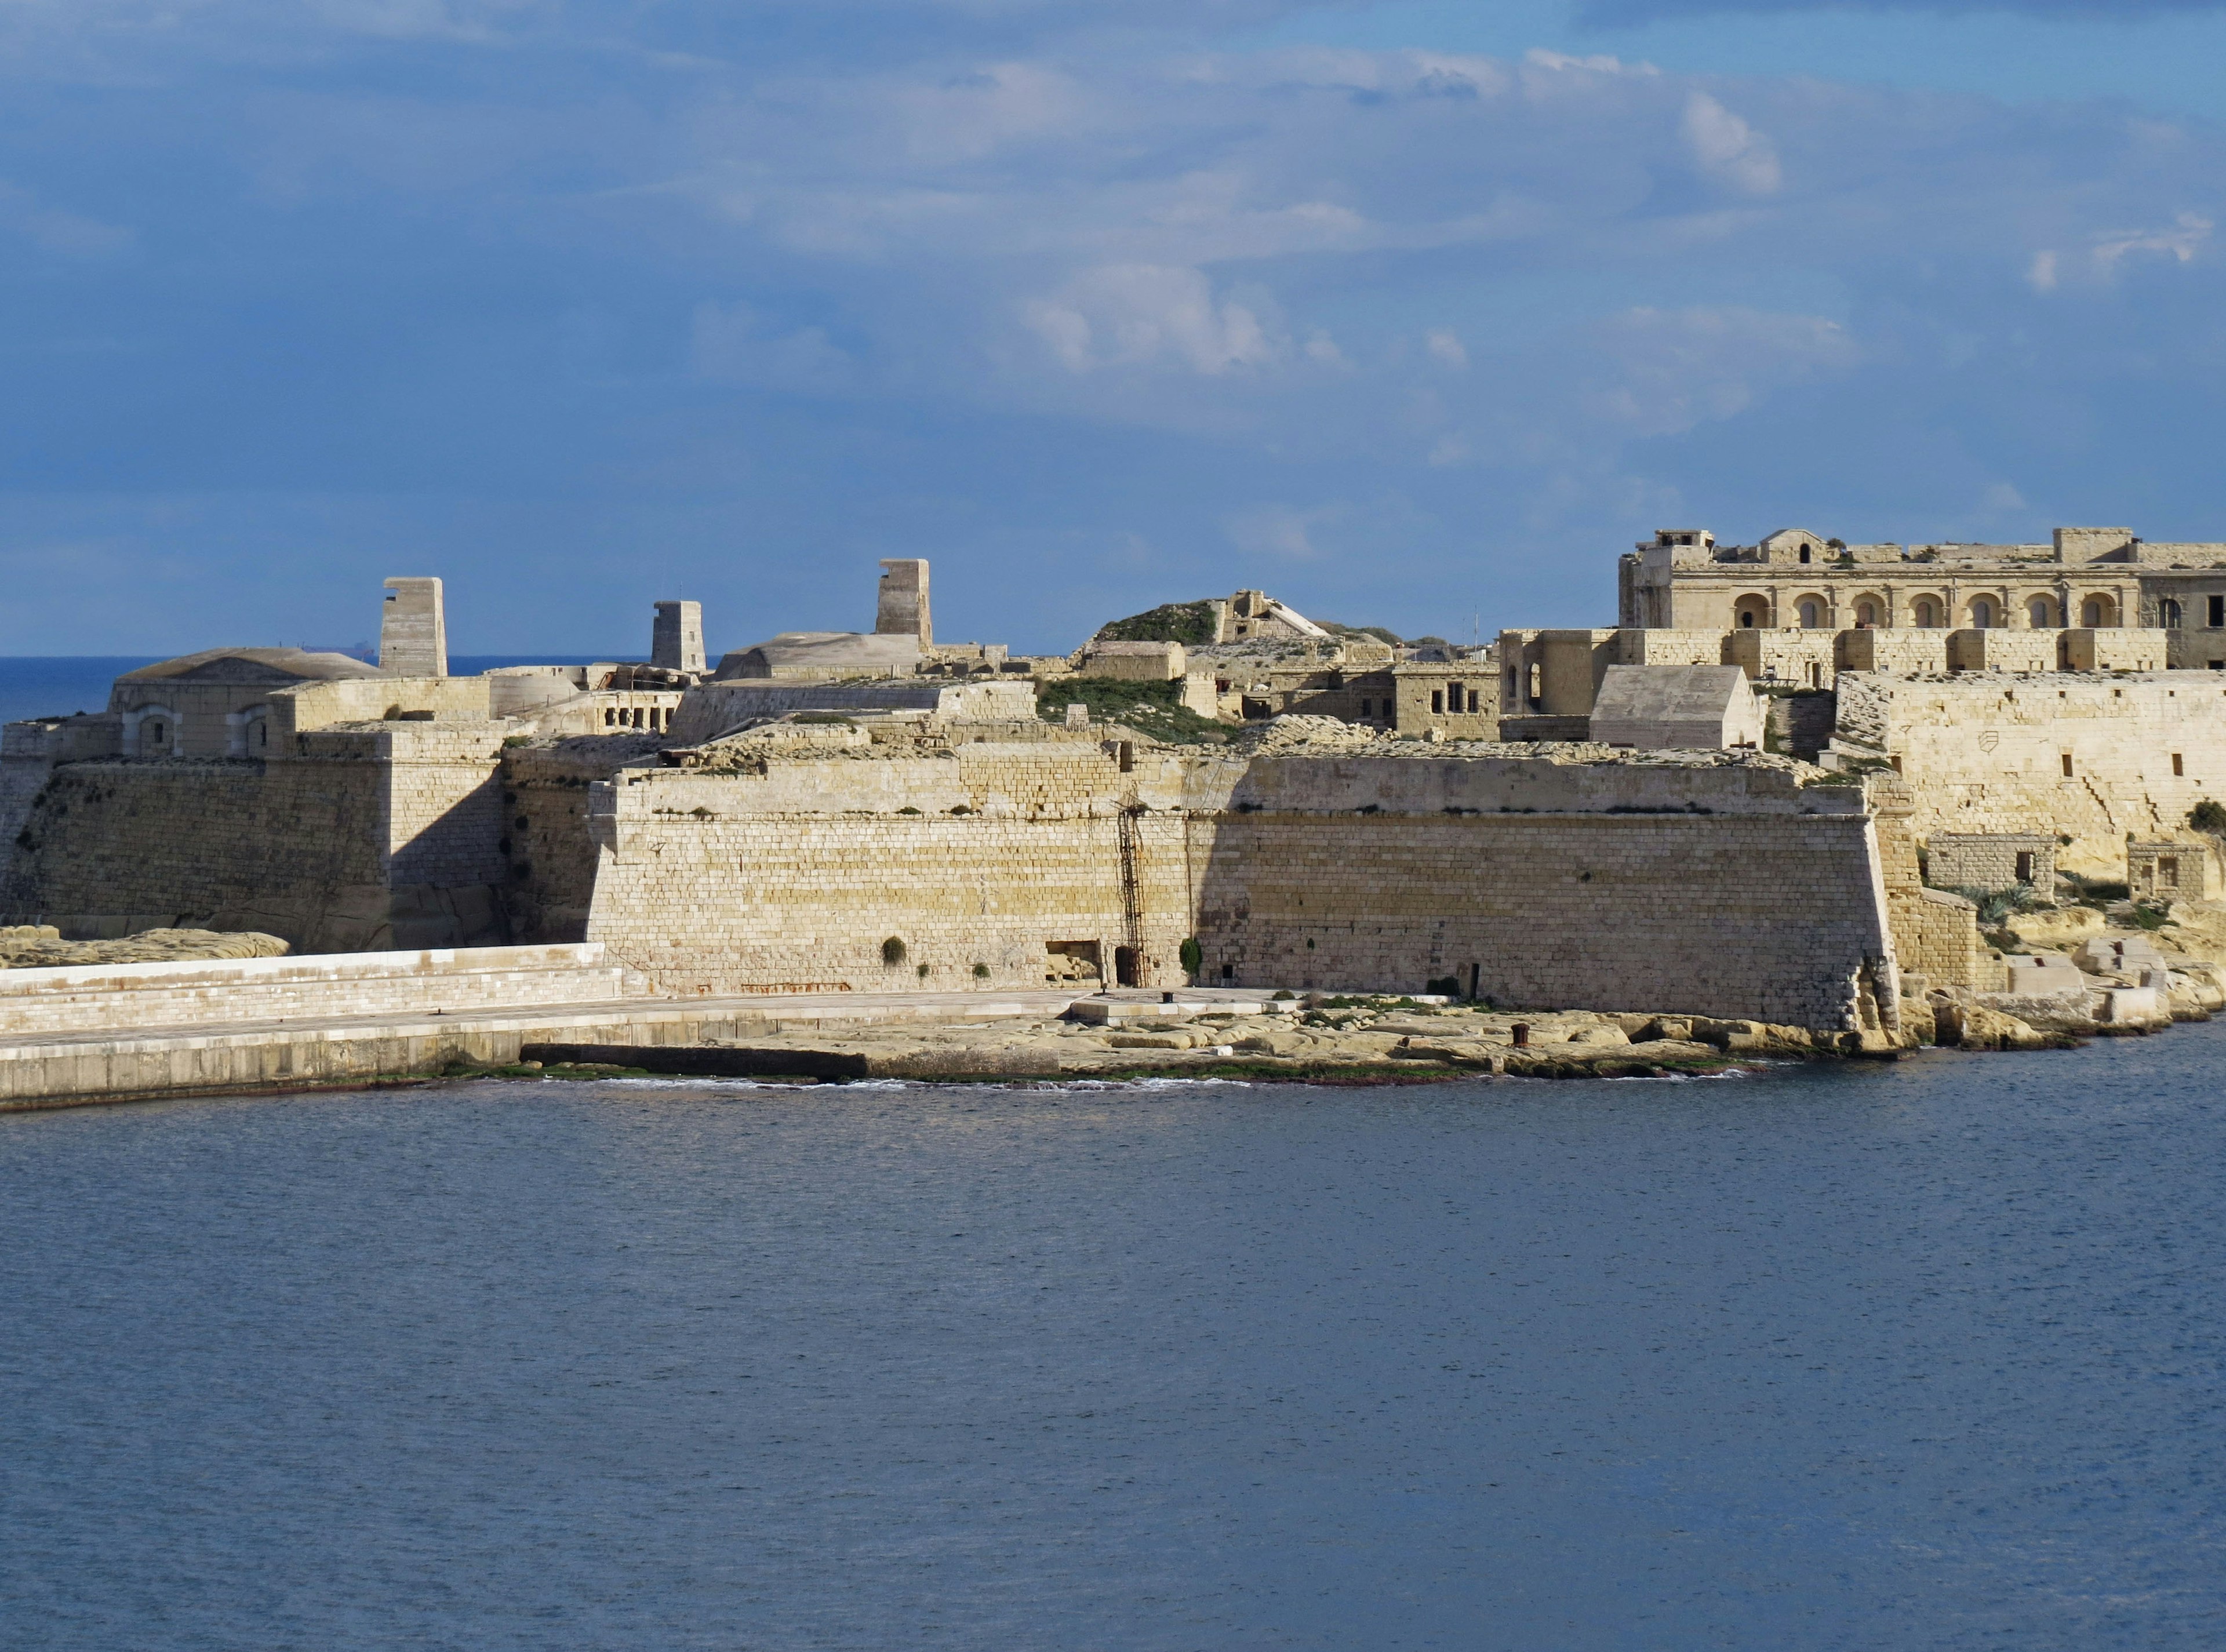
left=2191, top=799, right=2226, bottom=834
left=1035, top=676, right=1228, bottom=744
left=791, top=712, right=856, bottom=725
left=1179, top=937, right=1202, bottom=977
left=1094, top=600, right=1220, bottom=646
left=2062, top=871, right=2130, bottom=909
left=972, top=962, right=990, bottom=978
left=1321, top=621, right=1403, bottom=646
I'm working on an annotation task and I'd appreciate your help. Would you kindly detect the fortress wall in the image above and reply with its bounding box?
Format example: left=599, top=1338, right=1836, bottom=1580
left=0, top=759, right=390, bottom=947
left=1192, top=812, right=1893, bottom=1029
left=269, top=675, right=492, bottom=740
left=0, top=729, right=518, bottom=952
left=585, top=744, right=1897, bottom=1028
left=584, top=744, right=1199, bottom=991
left=500, top=740, right=660, bottom=944
left=586, top=803, right=1195, bottom=995
left=1837, top=673, right=2226, bottom=875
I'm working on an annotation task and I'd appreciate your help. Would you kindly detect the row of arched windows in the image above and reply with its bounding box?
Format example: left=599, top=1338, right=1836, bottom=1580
left=1736, top=593, right=2122, bottom=630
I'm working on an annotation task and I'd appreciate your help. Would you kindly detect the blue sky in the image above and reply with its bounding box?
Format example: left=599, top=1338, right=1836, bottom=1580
left=2, top=0, right=2223, bottom=657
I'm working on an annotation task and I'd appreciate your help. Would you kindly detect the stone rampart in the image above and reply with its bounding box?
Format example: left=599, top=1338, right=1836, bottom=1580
left=0, top=724, right=514, bottom=951
left=581, top=739, right=1898, bottom=1030
left=668, top=679, right=1037, bottom=744
left=1834, top=671, right=2226, bottom=875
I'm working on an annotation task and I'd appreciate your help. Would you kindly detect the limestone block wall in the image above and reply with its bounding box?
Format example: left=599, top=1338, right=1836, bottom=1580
left=0, top=725, right=515, bottom=952
left=2129, top=840, right=2216, bottom=900
left=0, top=758, right=390, bottom=947
left=584, top=750, right=1195, bottom=992
left=1838, top=631, right=1948, bottom=673
left=270, top=675, right=493, bottom=741
left=501, top=738, right=661, bottom=943
left=1865, top=778, right=1985, bottom=990
left=1928, top=832, right=2056, bottom=893
left=668, top=679, right=1036, bottom=745
left=1947, top=629, right=2061, bottom=673
left=1726, top=627, right=1838, bottom=689
left=1191, top=810, right=1894, bottom=1030
left=585, top=741, right=1898, bottom=1029
left=2061, top=628, right=2167, bottom=671
left=1834, top=672, right=2226, bottom=875
left=374, top=725, right=510, bottom=890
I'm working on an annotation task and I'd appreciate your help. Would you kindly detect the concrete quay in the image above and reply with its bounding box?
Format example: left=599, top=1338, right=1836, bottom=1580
left=0, top=945, right=1321, bottom=1111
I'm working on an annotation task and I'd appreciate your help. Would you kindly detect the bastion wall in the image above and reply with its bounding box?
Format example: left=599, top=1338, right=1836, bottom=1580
left=0, top=723, right=514, bottom=951
left=580, top=739, right=1901, bottom=1030
left=1834, top=671, right=2226, bottom=878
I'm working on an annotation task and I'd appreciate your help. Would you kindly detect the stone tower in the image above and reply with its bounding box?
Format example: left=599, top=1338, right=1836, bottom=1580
left=652, top=601, right=705, bottom=673
left=380, top=577, right=447, bottom=678
left=875, top=559, right=931, bottom=646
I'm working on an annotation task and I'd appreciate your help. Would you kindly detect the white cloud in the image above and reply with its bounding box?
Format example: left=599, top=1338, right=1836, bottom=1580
left=2091, top=210, right=2210, bottom=274
left=1681, top=92, right=1781, bottom=195
left=1023, top=264, right=1281, bottom=375
left=1425, top=329, right=1468, bottom=369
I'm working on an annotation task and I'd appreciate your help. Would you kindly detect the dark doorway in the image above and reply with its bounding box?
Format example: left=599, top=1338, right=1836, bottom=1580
left=1114, top=946, right=1140, bottom=988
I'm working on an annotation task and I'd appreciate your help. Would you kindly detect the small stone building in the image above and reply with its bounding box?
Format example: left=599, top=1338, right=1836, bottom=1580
left=1587, top=665, right=1762, bottom=750
left=1926, top=832, right=2056, bottom=894
left=2128, top=840, right=2214, bottom=901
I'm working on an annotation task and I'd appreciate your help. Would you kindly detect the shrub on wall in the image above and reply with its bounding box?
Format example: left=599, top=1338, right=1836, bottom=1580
left=1179, top=937, right=1202, bottom=977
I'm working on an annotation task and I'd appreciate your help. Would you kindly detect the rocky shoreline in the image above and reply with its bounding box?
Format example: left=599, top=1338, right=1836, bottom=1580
left=468, top=987, right=2164, bottom=1087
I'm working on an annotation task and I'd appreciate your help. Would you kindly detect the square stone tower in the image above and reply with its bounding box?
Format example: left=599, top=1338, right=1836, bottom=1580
left=380, top=577, right=447, bottom=678
left=875, top=559, right=931, bottom=646
left=652, top=600, right=705, bottom=673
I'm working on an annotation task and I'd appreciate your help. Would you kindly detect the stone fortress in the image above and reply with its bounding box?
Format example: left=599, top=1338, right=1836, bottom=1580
left=8, top=521, right=2226, bottom=1097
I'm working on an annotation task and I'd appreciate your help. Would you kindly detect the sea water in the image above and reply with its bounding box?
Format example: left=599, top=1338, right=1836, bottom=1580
left=2, top=1029, right=2221, bottom=1649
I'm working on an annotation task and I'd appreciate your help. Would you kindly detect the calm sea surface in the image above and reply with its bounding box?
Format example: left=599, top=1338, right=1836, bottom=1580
left=3, top=1029, right=2223, bottom=1649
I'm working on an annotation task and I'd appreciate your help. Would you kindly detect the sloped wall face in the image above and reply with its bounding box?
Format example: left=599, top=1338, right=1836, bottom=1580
left=1192, top=812, right=1892, bottom=1029
left=1837, top=673, right=2226, bottom=876
left=586, top=807, right=1195, bottom=995
left=0, top=760, right=390, bottom=947
left=585, top=745, right=1898, bottom=1029
left=0, top=733, right=516, bottom=952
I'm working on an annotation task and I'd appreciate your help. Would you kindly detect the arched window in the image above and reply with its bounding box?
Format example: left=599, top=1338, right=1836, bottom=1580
left=1912, top=598, right=1940, bottom=629
left=1733, top=594, right=1770, bottom=629
left=1798, top=599, right=1822, bottom=629
left=2028, top=598, right=2053, bottom=628
left=2081, top=595, right=2116, bottom=627
left=1738, top=610, right=1757, bottom=628
left=1798, top=544, right=1812, bottom=565
left=2161, top=599, right=2184, bottom=629
left=1970, top=598, right=1997, bottom=629
left=1854, top=598, right=1881, bottom=628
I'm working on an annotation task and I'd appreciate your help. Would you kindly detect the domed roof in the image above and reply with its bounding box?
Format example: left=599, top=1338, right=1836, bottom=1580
left=115, top=648, right=387, bottom=686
